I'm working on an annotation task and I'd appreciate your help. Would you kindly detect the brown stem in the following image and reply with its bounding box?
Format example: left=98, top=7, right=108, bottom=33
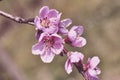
left=0, top=10, right=34, bottom=26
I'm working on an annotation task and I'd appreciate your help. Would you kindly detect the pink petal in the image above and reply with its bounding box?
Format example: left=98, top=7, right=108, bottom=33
left=70, top=52, right=84, bottom=63
left=74, top=26, right=84, bottom=36
left=58, top=27, right=68, bottom=34
left=65, top=59, right=73, bottom=74
left=52, top=33, right=62, bottom=40
left=47, top=9, right=59, bottom=18
left=34, top=16, right=42, bottom=29
left=90, top=56, right=100, bottom=69
left=49, top=17, right=60, bottom=24
left=40, top=49, right=55, bottom=63
left=35, top=30, right=43, bottom=40
left=38, top=33, right=48, bottom=42
left=88, top=69, right=97, bottom=76
left=51, top=44, right=63, bottom=55
left=68, top=29, right=77, bottom=41
left=60, top=19, right=72, bottom=27
left=39, top=6, right=49, bottom=18
left=57, top=13, right=62, bottom=19
left=51, top=34, right=63, bottom=54
left=51, top=34, right=63, bottom=44
left=72, top=37, right=86, bottom=47
left=95, top=68, right=101, bottom=75
left=85, top=72, right=99, bottom=80
left=43, top=25, right=58, bottom=34
left=32, top=43, right=44, bottom=55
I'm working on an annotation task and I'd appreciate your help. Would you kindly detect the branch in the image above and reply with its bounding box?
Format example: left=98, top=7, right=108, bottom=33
left=0, top=10, right=35, bottom=26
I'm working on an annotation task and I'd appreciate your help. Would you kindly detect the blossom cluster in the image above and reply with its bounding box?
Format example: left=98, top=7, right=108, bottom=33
left=32, top=6, right=101, bottom=80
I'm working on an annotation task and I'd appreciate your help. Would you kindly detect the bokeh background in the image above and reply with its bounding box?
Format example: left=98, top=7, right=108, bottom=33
left=0, top=0, right=120, bottom=80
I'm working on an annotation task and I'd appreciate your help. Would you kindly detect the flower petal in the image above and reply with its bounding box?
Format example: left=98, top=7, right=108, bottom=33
left=38, top=33, right=48, bottom=42
left=58, top=13, right=62, bottom=19
left=85, top=71, right=99, bottom=80
left=40, top=49, right=55, bottom=63
left=47, top=9, right=59, bottom=18
left=49, top=17, right=60, bottom=25
left=88, top=69, right=97, bottom=76
left=35, top=30, right=43, bottom=40
left=52, top=33, right=62, bottom=39
left=51, top=34, right=63, bottom=54
left=65, top=59, right=73, bottom=74
left=34, top=16, right=42, bottom=29
left=51, top=44, right=63, bottom=55
left=90, top=56, right=100, bottom=69
left=43, top=24, right=58, bottom=34
left=95, top=68, right=101, bottom=75
left=60, top=19, right=72, bottom=28
left=51, top=34, right=63, bottom=44
left=70, top=52, right=84, bottom=63
left=58, top=27, right=68, bottom=34
left=72, top=37, right=86, bottom=47
left=68, top=29, right=77, bottom=41
left=59, top=19, right=71, bottom=34
left=32, top=43, right=44, bottom=55
left=39, top=6, right=49, bottom=18
left=74, top=26, right=84, bottom=36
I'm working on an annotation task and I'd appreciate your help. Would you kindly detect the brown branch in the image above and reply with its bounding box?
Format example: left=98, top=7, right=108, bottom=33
left=0, top=10, right=35, bottom=26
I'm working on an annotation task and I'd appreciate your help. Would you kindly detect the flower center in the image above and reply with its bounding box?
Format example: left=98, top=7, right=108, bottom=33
left=40, top=18, right=50, bottom=28
left=43, top=36, right=54, bottom=49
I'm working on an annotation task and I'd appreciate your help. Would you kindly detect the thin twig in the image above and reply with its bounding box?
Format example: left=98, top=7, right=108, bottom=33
left=0, top=10, right=35, bottom=26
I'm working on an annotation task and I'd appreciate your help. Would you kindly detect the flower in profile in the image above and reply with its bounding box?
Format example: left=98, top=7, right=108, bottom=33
left=32, top=33, right=63, bottom=63
left=66, top=26, right=86, bottom=47
left=34, top=6, right=61, bottom=34
left=58, top=19, right=72, bottom=35
left=84, top=56, right=101, bottom=80
left=65, top=52, right=84, bottom=74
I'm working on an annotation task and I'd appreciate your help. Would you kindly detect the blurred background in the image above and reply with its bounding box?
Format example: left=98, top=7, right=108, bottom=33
left=0, top=0, right=120, bottom=80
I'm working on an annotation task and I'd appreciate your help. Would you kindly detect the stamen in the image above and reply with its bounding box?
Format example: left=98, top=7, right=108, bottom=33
left=40, top=18, right=50, bottom=28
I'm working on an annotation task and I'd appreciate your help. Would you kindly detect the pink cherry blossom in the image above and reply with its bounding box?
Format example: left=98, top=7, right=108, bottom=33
left=85, top=56, right=101, bottom=80
left=32, top=33, right=63, bottom=63
left=34, top=6, right=61, bottom=34
left=66, top=26, right=86, bottom=47
left=65, top=52, right=84, bottom=74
